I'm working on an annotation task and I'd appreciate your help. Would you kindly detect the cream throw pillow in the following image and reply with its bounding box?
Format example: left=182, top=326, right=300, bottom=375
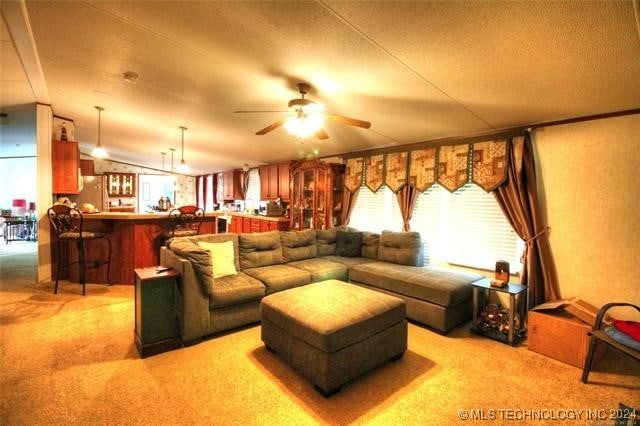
left=196, top=241, right=237, bottom=279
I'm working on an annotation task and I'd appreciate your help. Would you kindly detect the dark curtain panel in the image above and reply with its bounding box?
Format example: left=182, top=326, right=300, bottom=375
left=202, top=175, right=208, bottom=210
left=211, top=174, right=218, bottom=207
left=396, top=185, right=418, bottom=231
left=341, top=188, right=360, bottom=226
left=195, top=176, right=202, bottom=209
left=493, top=132, right=560, bottom=306
left=239, top=171, right=249, bottom=200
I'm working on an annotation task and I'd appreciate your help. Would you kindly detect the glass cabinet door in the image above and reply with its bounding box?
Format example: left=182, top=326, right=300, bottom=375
left=292, top=172, right=301, bottom=229
left=315, top=169, right=326, bottom=229
left=302, top=170, right=314, bottom=229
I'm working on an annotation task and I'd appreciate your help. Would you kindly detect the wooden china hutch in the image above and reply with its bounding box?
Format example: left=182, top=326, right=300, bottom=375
left=289, top=159, right=345, bottom=231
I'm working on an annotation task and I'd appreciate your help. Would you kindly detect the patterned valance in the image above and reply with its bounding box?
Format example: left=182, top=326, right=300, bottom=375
left=472, top=140, right=508, bottom=191
left=385, top=152, right=408, bottom=193
left=344, top=157, right=364, bottom=193
left=409, top=148, right=436, bottom=192
left=438, top=144, right=470, bottom=192
left=364, top=155, right=384, bottom=192
left=344, top=139, right=509, bottom=194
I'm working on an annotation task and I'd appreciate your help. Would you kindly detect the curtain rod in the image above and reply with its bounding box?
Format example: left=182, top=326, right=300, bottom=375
left=342, top=108, right=640, bottom=159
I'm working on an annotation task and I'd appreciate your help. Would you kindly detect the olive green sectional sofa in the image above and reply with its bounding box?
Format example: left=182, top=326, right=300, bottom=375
left=159, top=227, right=483, bottom=344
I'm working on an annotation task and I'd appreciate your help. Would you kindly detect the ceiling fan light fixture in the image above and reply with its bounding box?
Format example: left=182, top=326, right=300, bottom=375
left=91, top=106, right=108, bottom=159
left=284, top=103, right=325, bottom=138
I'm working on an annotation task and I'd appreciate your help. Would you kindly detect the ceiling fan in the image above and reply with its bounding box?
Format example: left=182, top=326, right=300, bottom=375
left=234, top=83, right=371, bottom=140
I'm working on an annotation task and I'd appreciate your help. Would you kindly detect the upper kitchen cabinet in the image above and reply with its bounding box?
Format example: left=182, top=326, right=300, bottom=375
left=223, top=169, right=243, bottom=200
left=259, top=161, right=291, bottom=201
left=106, top=173, right=136, bottom=197
left=278, top=161, right=291, bottom=201
left=52, top=140, right=80, bottom=194
left=259, top=164, right=278, bottom=200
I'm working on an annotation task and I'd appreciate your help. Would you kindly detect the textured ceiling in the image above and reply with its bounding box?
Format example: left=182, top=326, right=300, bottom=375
left=3, top=1, right=640, bottom=174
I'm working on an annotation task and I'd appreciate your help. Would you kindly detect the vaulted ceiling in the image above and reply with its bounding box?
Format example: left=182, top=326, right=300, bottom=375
left=3, top=1, right=640, bottom=174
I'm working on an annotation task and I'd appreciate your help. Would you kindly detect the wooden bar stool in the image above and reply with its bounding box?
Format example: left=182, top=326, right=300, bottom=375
left=162, top=205, right=205, bottom=240
left=47, top=205, right=112, bottom=295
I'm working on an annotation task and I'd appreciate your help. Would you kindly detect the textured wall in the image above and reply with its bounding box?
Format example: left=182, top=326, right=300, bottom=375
left=533, top=114, right=640, bottom=310
left=92, top=159, right=195, bottom=207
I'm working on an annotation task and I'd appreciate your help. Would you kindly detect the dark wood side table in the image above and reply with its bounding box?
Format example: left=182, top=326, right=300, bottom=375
left=134, top=267, right=182, bottom=357
left=470, top=278, right=528, bottom=346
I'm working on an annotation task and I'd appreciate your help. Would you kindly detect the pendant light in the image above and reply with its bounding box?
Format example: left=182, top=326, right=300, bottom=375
left=91, top=106, right=108, bottom=159
left=176, top=126, right=189, bottom=173
left=161, top=152, right=166, bottom=174
left=169, top=147, right=176, bottom=173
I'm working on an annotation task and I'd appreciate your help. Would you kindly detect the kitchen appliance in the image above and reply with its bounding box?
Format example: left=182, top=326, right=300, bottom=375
left=75, top=176, right=108, bottom=212
left=264, top=200, right=284, bottom=217
left=158, top=196, right=172, bottom=211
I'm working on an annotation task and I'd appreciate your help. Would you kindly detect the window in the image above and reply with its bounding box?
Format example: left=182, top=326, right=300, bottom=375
left=244, top=169, right=260, bottom=211
left=411, top=184, right=524, bottom=273
left=205, top=174, right=214, bottom=211
left=349, top=186, right=404, bottom=233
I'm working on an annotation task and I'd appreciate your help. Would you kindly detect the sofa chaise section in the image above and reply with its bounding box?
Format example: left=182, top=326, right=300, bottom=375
left=349, top=262, right=482, bottom=333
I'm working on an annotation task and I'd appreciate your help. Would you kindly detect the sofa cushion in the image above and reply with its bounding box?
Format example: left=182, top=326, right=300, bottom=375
left=349, top=261, right=482, bottom=307
left=320, top=255, right=377, bottom=268
left=336, top=231, right=363, bottom=257
left=261, top=279, right=406, bottom=353
left=316, top=228, right=337, bottom=256
left=244, top=264, right=312, bottom=294
left=168, top=234, right=241, bottom=296
left=196, top=241, right=237, bottom=279
left=209, top=272, right=265, bottom=309
left=281, top=229, right=317, bottom=262
left=377, top=230, right=421, bottom=266
left=288, top=258, right=349, bottom=282
left=239, top=231, right=283, bottom=270
left=361, top=232, right=380, bottom=259
left=183, top=233, right=241, bottom=270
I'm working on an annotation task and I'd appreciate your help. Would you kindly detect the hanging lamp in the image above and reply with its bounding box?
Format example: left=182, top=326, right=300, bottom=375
left=91, top=106, right=108, bottom=159
left=176, top=126, right=189, bottom=173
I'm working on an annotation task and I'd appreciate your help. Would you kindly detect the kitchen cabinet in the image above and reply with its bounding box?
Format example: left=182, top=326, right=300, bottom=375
left=106, top=173, right=137, bottom=197
left=290, top=160, right=345, bottom=231
left=259, top=162, right=292, bottom=201
left=223, top=169, right=243, bottom=200
left=80, top=159, right=95, bottom=176
left=278, top=161, right=291, bottom=201
left=52, top=140, right=80, bottom=194
left=259, top=164, right=279, bottom=200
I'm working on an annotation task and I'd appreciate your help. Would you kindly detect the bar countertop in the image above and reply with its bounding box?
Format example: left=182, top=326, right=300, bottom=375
left=81, top=211, right=288, bottom=222
left=81, top=211, right=223, bottom=220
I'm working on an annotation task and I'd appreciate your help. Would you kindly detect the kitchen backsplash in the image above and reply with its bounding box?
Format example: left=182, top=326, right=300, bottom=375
left=91, top=158, right=195, bottom=207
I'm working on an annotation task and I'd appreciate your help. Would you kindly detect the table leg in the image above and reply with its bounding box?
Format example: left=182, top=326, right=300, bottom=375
left=472, top=288, right=479, bottom=327
left=508, top=293, right=515, bottom=344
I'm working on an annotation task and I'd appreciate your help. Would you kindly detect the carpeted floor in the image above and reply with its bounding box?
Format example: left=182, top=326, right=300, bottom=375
left=1, top=249, right=638, bottom=425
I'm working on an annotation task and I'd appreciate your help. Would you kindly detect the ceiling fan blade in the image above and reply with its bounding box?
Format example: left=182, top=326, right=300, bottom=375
left=315, top=129, right=329, bottom=140
left=326, top=113, right=371, bottom=129
left=255, top=118, right=286, bottom=135
left=234, top=110, right=287, bottom=113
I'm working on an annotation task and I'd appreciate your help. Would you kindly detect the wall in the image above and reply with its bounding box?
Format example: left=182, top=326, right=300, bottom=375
left=533, top=114, right=640, bottom=309
left=92, top=158, right=195, bottom=208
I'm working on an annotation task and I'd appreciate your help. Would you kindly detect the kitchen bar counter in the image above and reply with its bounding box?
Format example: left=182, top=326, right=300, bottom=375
left=81, top=211, right=222, bottom=220
left=54, top=211, right=219, bottom=285
left=55, top=211, right=289, bottom=285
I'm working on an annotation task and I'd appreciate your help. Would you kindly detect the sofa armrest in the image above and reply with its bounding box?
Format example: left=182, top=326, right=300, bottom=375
left=160, top=247, right=210, bottom=342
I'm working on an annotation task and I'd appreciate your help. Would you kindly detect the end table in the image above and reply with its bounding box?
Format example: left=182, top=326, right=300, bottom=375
left=470, top=278, right=528, bottom=345
left=134, top=267, right=182, bottom=357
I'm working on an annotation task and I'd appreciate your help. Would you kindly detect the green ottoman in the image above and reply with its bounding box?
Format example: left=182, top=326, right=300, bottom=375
left=260, top=279, right=407, bottom=396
